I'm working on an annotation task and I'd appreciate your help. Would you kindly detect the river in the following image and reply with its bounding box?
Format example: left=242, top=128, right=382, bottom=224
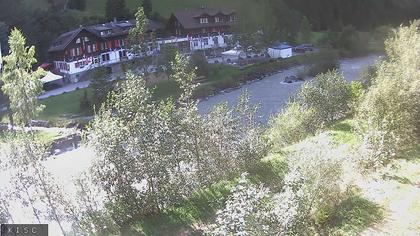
left=198, top=54, right=382, bottom=123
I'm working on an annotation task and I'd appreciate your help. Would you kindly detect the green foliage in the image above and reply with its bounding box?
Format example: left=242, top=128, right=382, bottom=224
left=297, top=16, right=312, bottom=43
left=89, top=67, right=112, bottom=109
left=268, top=70, right=351, bottom=149
left=142, top=0, right=152, bottom=18
left=157, top=44, right=179, bottom=75
left=356, top=20, right=420, bottom=167
left=0, top=28, right=45, bottom=127
left=322, top=194, right=383, bottom=235
left=189, top=51, right=209, bottom=76
left=105, top=0, right=128, bottom=20
left=68, top=0, right=86, bottom=11
left=267, top=102, right=319, bottom=149
left=296, top=70, right=351, bottom=125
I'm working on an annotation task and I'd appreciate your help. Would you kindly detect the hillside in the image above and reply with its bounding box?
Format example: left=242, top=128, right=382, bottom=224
left=23, top=0, right=261, bottom=17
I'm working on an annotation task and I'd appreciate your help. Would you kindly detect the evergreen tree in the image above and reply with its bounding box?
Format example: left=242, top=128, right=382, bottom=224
left=297, top=16, right=312, bottom=43
left=68, top=0, right=86, bottom=11
left=105, top=0, right=128, bottom=21
left=0, top=28, right=45, bottom=127
left=142, top=0, right=152, bottom=19
left=89, top=68, right=112, bottom=109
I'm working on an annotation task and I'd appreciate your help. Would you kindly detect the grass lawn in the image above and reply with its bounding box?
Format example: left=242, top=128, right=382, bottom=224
left=38, top=88, right=93, bottom=122
left=0, top=129, right=61, bottom=145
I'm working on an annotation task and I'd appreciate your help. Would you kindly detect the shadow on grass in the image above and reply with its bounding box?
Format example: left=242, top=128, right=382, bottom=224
left=323, top=194, right=383, bottom=235
left=132, top=181, right=234, bottom=236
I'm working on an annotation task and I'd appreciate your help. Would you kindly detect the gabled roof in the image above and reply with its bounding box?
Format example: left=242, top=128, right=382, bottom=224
left=172, top=8, right=235, bottom=30
left=48, top=19, right=164, bottom=53
left=270, top=42, right=292, bottom=50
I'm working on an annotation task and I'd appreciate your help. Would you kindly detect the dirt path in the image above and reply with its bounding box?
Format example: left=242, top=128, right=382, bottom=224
left=359, top=159, right=420, bottom=236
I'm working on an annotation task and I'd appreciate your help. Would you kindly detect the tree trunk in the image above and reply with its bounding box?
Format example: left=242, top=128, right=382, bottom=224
left=7, top=103, right=13, bottom=129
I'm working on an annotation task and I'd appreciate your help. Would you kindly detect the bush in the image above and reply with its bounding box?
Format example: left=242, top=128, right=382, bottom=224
left=356, top=21, right=420, bottom=167
left=267, top=102, right=320, bottom=150
left=268, top=70, right=351, bottom=148
left=189, top=51, right=210, bottom=76
left=296, top=70, right=351, bottom=125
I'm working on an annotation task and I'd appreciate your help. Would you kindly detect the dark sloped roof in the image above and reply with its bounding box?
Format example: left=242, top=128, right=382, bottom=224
left=173, top=8, right=235, bottom=30
left=48, top=19, right=164, bottom=53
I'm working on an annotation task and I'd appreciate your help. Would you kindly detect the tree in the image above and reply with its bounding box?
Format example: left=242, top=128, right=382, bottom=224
left=297, top=16, right=312, bottom=43
left=157, top=44, right=178, bottom=75
left=356, top=20, right=420, bottom=167
left=128, top=7, right=156, bottom=75
left=68, top=0, right=86, bottom=11
left=189, top=51, right=210, bottom=76
left=89, top=68, right=112, bottom=109
left=295, top=70, right=351, bottom=125
left=86, top=53, right=267, bottom=231
left=3, top=133, right=71, bottom=235
left=142, top=0, right=152, bottom=19
left=105, top=0, right=128, bottom=21
left=0, top=28, right=45, bottom=127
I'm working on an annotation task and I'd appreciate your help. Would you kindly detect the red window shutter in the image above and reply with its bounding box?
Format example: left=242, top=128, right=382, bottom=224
left=115, top=39, right=119, bottom=47
left=107, top=41, right=112, bottom=49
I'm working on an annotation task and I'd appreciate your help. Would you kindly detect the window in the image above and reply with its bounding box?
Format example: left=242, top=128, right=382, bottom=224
left=84, top=37, right=89, bottom=42
left=70, top=48, right=76, bottom=57
left=213, top=37, right=219, bottom=45
left=101, top=53, right=110, bottom=62
left=200, top=18, right=208, bottom=24
left=101, top=42, right=108, bottom=50
left=92, top=44, right=96, bottom=52
left=202, top=38, right=208, bottom=46
left=87, top=45, right=92, bottom=53
left=119, top=39, right=125, bottom=47
left=76, top=47, right=81, bottom=56
left=76, top=38, right=81, bottom=44
left=230, top=15, right=235, bottom=22
left=193, top=40, right=199, bottom=47
left=215, top=17, right=220, bottom=23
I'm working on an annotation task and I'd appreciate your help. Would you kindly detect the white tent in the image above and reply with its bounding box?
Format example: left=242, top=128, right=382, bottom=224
left=221, top=49, right=245, bottom=62
left=40, top=71, right=63, bottom=84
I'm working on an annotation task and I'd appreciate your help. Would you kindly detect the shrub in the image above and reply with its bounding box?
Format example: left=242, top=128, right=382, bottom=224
left=268, top=70, right=351, bottom=149
left=296, top=70, right=351, bottom=125
left=356, top=21, right=420, bottom=167
left=267, top=102, right=319, bottom=150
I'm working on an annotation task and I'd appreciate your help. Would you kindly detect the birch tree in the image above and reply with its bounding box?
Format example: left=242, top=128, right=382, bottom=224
left=3, top=134, right=70, bottom=235
left=0, top=28, right=45, bottom=127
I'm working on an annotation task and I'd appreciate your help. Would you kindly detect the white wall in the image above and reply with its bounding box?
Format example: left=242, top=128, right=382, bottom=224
left=267, top=47, right=293, bottom=59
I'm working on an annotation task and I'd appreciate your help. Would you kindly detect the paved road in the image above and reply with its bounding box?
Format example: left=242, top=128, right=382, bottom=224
left=38, top=81, right=91, bottom=99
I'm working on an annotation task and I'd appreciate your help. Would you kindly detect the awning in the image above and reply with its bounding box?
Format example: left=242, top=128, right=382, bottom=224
left=222, top=49, right=243, bottom=57
left=40, top=71, right=63, bottom=83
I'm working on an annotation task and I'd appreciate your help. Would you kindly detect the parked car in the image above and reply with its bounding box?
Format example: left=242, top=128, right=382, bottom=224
left=293, top=44, right=314, bottom=53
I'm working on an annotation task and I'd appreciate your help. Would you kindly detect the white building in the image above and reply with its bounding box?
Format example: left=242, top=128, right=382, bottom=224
left=267, top=43, right=293, bottom=59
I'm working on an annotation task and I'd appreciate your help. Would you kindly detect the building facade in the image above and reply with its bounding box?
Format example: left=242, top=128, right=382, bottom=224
left=48, top=8, right=236, bottom=80
left=48, top=19, right=162, bottom=80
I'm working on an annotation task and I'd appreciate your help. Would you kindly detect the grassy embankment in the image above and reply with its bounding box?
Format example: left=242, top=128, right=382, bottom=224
left=128, top=117, right=420, bottom=235
left=123, top=118, right=403, bottom=235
